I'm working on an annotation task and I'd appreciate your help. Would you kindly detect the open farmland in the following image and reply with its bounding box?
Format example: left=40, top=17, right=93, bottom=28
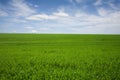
left=0, top=34, right=120, bottom=80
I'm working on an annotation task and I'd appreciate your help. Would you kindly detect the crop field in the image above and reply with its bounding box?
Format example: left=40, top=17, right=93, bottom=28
left=0, top=34, right=120, bottom=80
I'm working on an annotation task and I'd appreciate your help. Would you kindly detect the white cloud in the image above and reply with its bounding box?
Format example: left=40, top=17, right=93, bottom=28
left=74, top=11, right=120, bottom=33
left=10, top=18, right=27, bottom=23
left=26, top=14, right=57, bottom=20
left=39, top=28, right=51, bottom=31
left=13, top=30, right=17, bottom=33
left=94, top=0, right=102, bottom=6
left=109, top=3, right=119, bottom=10
left=1, top=0, right=120, bottom=34
left=97, top=8, right=109, bottom=16
left=26, top=8, right=120, bottom=33
left=10, top=0, right=35, bottom=17
left=69, top=25, right=120, bottom=34
left=25, top=26, right=33, bottom=29
left=31, top=30, right=37, bottom=33
left=69, top=0, right=83, bottom=7
left=0, top=10, right=8, bottom=16
left=26, top=11, right=69, bottom=20
left=53, top=12, right=69, bottom=17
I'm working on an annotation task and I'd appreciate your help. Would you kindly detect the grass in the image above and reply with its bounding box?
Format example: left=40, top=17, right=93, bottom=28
left=0, top=34, right=120, bottom=80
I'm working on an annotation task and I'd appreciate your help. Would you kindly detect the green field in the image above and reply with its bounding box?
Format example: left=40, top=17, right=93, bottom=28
left=0, top=34, right=120, bottom=80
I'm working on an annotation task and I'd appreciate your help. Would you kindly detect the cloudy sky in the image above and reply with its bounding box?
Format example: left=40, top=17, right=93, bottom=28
left=0, top=0, right=120, bottom=34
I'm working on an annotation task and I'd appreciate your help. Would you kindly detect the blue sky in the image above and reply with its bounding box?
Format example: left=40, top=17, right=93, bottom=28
left=0, top=0, right=120, bottom=34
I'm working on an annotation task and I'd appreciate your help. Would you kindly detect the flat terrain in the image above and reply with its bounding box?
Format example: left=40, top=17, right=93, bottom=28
left=0, top=34, right=120, bottom=80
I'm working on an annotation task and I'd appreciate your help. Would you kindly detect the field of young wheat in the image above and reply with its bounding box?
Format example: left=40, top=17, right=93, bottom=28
left=0, top=34, right=120, bottom=80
